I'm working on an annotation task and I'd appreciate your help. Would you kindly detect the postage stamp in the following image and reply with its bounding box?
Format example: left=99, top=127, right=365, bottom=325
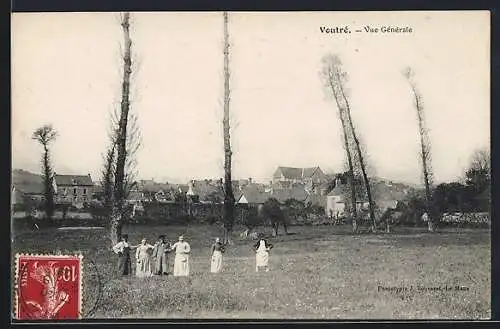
left=14, top=254, right=83, bottom=320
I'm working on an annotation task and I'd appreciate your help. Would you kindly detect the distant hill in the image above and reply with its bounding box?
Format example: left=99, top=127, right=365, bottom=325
left=12, top=169, right=43, bottom=185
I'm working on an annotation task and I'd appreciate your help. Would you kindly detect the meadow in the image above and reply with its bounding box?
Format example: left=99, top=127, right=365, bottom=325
left=12, top=224, right=491, bottom=319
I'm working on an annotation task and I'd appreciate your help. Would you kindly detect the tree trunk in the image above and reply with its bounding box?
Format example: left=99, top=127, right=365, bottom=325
left=110, top=12, right=132, bottom=247
left=406, top=69, right=435, bottom=232
left=336, top=72, right=376, bottom=231
left=325, top=67, right=357, bottom=231
left=43, top=146, right=55, bottom=220
left=110, top=207, right=122, bottom=247
left=417, top=101, right=433, bottom=225
left=222, top=12, right=235, bottom=244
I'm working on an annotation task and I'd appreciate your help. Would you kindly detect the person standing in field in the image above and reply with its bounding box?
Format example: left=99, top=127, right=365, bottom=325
left=254, top=235, right=273, bottom=272
left=112, top=234, right=133, bottom=276
left=153, top=235, right=171, bottom=275
left=135, top=238, right=155, bottom=277
left=210, top=237, right=225, bottom=273
left=171, top=235, right=191, bottom=277
left=421, top=211, right=434, bottom=232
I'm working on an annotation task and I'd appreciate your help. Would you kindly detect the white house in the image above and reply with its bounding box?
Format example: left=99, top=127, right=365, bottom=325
left=325, top=181, right=369, bottom=218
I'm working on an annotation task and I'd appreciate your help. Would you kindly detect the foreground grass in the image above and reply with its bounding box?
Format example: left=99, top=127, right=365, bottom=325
left=12, top=224, right=490, bottom=319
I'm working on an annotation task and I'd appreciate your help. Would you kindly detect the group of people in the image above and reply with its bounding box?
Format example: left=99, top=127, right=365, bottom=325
left=111, top=233, right=274, bottom=277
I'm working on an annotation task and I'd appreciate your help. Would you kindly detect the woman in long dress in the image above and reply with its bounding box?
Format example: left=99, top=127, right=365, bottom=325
left=254, top=237, right=273, bottom=272
left=210, top=237, right=225, bottom=273
left=153, top=235, right=171, bottom=275
left=171, top=235, right=191, bottom=277
left=112, top=234, right=133, bottom=276
left=135, top=238, right=155, bottom=277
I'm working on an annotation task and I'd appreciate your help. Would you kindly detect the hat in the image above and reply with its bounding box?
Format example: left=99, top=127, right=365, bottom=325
left=215, top=237, right=220, bottom=243
left=179, top=235, right=184, bottom=240
left=122, top=234, right=129, bottom=239
left=158, top=235, right=165, bottom=239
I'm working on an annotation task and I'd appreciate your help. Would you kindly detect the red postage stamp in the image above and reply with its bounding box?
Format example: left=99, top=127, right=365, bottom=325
left=14, top=254, right=83, bottom=320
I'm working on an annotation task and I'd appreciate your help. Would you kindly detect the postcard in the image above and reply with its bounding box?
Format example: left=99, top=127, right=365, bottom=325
left=11, top=11, right=491, bottom=320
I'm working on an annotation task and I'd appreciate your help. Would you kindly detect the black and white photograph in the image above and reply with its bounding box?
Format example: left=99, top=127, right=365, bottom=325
left=11, top=11, right=491, bottom=320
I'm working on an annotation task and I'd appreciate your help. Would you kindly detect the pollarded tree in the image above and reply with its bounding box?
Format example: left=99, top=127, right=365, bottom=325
left=32, top=124, right=58, bottom=220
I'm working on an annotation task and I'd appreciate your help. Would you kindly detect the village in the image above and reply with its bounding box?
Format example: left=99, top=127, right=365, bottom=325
left=11, top=165, right=414, bottom=229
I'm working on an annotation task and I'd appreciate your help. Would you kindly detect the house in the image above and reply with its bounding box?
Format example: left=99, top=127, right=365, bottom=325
left=270, top=185, right=309, bottom=204
left=12, top=169, right=45, bottom=204
left=139, top=180, right=176, bottom=202
left=187, top=179, right=225, bottom=204
left=92, top=184, right=104, bottom=201
left=237, top=185, right=271, bottom=205
left=177, top=184, right=189, bottom=194
left=54, top=174, right=94, bottom=206
left=236, top=185, right=272, bottom=222
left=11, top=184, right=45, bottom=205
left=325, top=181, right=368, bottom=218
left=305, top=194, right=327, bottom=208
left=127, top=190, right=145, bottom=203
left=272, top=166, right=328, bottom=185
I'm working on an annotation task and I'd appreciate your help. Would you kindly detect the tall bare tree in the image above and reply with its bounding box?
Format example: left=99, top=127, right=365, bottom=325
left=109, top=12, right=133, bottom=246
left=339, top=80, right=377, bottom=232
left=403, top=67, right=435, bottom=232
left=221, top=11, right=235, bottom=244
left=32, top=124, right=58, bottom=220
left=321, top=54, right=358, bottom=232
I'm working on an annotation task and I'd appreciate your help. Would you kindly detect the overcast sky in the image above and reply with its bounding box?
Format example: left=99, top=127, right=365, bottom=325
left=12, top=11, right=490, bottom=185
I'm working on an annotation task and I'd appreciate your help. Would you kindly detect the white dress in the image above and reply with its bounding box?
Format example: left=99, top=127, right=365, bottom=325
left=210, top=243, right=224, bottom=273
left=135, top=244, right=154, bottom=277
left=256, top=240, right=270, bottom=267
left=172, top=241, right=191, bottom=276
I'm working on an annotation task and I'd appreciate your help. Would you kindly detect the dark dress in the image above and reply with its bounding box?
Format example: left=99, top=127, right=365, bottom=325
left=118, top=245, right=132, bottom=275
left=153, top=242, right=171, bottom=275
left=211, top=242, right=225, bottom=254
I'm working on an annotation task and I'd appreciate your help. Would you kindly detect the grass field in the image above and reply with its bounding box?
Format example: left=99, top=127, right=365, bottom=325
left=12, top=224, right=490, bottom=319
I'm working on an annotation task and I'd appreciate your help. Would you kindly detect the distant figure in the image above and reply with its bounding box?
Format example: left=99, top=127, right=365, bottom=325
left=422, top=212, right=434, bottom=232
left=254, top=236, right=273, bottom=272
left=171, top=235, right=191, bottom=277
left=210, top=237, right=225, bottom=273
left=153, top=235, right=171, bottom=275
left=135, top=238, right=155, bottom=277
left=112, top=234, right=132, bottom=276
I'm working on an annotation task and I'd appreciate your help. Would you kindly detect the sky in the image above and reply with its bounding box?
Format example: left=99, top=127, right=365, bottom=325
left=11, top=11, right=490, bottom=185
